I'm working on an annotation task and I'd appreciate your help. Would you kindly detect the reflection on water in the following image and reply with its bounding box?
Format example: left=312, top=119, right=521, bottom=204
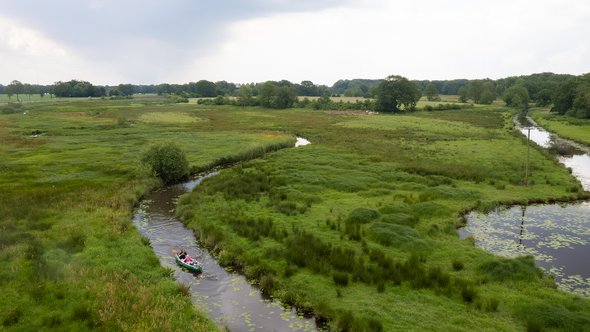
left=462, top=203, right=590, bottom=296
left=517, top=117, right=590, bottom=191
left=461, top=118, right=590, bottom=297
left=133, top=177, right=319, bottom=331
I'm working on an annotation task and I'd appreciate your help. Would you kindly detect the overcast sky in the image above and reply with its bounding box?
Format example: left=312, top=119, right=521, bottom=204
left=1, top=0, right=589, bottom=86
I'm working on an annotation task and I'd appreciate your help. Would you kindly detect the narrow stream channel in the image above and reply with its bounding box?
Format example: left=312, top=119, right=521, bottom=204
left=461, top=118, right=590, bottom=296
left=132, top=138, right=320, bottom=331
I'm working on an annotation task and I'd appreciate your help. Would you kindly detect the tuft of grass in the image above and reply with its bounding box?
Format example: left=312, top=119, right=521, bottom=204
left=478, top=256, right=543, bottom=282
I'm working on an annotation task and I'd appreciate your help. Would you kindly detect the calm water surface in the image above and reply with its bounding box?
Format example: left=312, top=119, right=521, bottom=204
left=462, top=118, right=590, bottom=297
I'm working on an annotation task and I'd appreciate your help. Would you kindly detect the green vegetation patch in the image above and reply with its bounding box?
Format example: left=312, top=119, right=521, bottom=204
left=478, top=256, right=543, bottom=282
left=368, top=222, right=430, bottom=250
left=138, top=111, right=203, bottom=124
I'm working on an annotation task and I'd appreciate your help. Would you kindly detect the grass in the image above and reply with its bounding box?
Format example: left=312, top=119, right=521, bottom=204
left=2, top=96, right=589, bottom=330
left=0, top=96, right=296, bottom=330
left=529, top=107, right=590, bottom=146
left=177, top=104, right=589, bottom=331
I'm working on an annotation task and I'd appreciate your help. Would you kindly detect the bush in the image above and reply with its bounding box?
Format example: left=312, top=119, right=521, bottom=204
left=141, top=142, right=189, bottom=184
left=0, top=102, right=23, bottom=114
left=478, top=256, right=543, bottom=282
left=347, top=208, right=380, bottom=224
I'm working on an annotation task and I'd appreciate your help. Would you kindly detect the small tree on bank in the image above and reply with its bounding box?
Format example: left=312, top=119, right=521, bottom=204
left=141, top=142, right=189, bottom=184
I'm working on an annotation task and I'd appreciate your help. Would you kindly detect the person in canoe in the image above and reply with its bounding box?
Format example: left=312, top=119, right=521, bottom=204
left=175, top=249, right=202, bottom=272
left=178, top=249, right=187, bottom=260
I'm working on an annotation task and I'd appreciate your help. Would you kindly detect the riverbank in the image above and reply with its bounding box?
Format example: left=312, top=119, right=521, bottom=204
left=177, top=106, right=590, bottom=331
left=528, top=108, right=590, bottom=146
left=0, top=97, right=294, bottom=330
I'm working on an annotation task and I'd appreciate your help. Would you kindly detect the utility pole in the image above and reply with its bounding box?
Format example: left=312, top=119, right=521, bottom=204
left=524, top=127, right=530, bottom=186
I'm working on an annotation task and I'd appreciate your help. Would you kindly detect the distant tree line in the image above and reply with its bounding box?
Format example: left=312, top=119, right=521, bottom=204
left=3, top=72, right=588, bottom=118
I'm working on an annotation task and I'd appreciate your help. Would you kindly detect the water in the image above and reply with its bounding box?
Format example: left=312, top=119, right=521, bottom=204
left=519, top=117, right=590, bottom=191
left=462, top=118, right=590, bottom=297
left=132, top=139, right=320, bottom=331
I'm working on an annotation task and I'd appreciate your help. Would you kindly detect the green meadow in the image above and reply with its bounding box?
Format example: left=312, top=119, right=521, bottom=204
left=529, top=108, right=590, bottom=146
left=177, top=105, right=590, bottom=330
left=0, top=97, right=294, bottom=330
left=1, top=96, right=589, bottom=330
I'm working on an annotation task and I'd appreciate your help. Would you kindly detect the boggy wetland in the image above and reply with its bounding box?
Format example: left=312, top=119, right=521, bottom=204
left=1, top=96, right=590, bottom=331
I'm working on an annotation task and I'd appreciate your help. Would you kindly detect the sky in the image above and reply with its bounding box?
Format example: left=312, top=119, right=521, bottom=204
left=1, top=0, right=589, bottom=86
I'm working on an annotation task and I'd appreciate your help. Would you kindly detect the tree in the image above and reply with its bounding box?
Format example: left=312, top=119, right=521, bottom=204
left=236, top=85, right=254, bottom=106
left=257, top=81, right=297, bottom=109
left=195, top=80, right=217, bottom=97
left=503, top=85, right=529, bottom=110
left=297, top=80, right=319, bottom=96
left=458, top=86, right=468, bottom=103
left=141, top=142, right=189, bottom=184
left=7, top=80, right=24, bottom=102
left=466, top=80, right=496, bottom=104
left=534, top=89, right=553, bottom=107
left=424, top=83, right=440, bottom=101
left=118, top=84, right=135, bottom=96
left=551, top=78, right=578, bottom=115
left=375, top=75, right=421, bottom=112
left=570, top=90, right=590, bottom=119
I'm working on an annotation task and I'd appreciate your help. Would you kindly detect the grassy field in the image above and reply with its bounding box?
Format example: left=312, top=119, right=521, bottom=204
left=2, top=97, right=589, bottom=331
left=177, top=105, right=590, bottom=331
left=0, top=97, right=295, bottom=330
left=0, top=93, right=53, bottom=103
left=529, top=108, right=590, bottom=146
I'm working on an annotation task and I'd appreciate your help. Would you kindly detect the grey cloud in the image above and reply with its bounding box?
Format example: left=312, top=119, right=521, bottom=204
left=2, top=0, right=348, bottom=82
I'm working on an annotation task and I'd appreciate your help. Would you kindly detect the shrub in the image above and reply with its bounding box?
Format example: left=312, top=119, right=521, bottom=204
left=0, top=102, right=23, bottom=114
left=478, top=256, right=543, bottom=282
left=368, top=223, right=429, bottom=251
left=141, top=142, right=189, bottom=184
left=347, top=208, right=380, bottom=224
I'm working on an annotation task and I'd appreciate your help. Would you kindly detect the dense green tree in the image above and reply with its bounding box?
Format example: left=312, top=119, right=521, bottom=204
left=141, top=142, right=189, bottom=184
left=215, top=80, right=237, bottom=96
left=503, top=85, right=529, bottom=110
left=551, top=78, right=579, bottom=115
left=534, top=89, right=553, bottom=106
left=466, top=80, right=496, bottom=104
left=571, top=91, right=590, bottom=118
left=297, top=80, right=319, bottom=96
left=375, top=75, right=421, bottom=112
left=424, top=83, right=440, bottom=101
left=118, top=84, right=135, bottom=96
left=257, top=81, right=297, bottom=109
left=195, top=80, right=217, bottom=97
left=458, top=86, right=468, bottom=103
left=236, top=85, right=255, bottom=106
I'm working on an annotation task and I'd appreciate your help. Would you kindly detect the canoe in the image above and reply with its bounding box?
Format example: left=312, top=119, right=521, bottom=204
left=175, top=254, right=202, bottom=273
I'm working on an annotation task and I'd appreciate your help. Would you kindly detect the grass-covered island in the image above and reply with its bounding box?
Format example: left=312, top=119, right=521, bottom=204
left=1, top=96, right=589, bottom=331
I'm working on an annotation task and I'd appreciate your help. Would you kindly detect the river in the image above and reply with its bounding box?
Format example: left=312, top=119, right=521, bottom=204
left=132, top=138, right=320, bottom=331
left=461, top=117, right=590, bottom=297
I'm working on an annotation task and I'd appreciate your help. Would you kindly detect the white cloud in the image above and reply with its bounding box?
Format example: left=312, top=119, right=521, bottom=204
left=0, top=16, right=67, bottom=58
left=187, top=0, right=590, bottom=84
left=0, top=16, right=124, bottom=84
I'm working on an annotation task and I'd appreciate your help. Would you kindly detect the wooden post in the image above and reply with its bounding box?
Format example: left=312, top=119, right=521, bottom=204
left=525, top=127, right=530, bottom=186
